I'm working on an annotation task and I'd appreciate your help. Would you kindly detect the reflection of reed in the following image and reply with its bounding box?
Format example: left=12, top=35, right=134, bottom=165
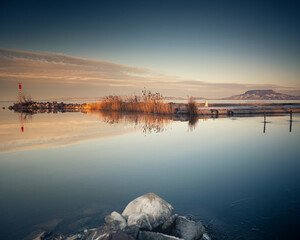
left=188, top=115, right=199, bottom=131
left=18, top=112, right=33, bottom=133
left=85, top=110, right=174, bottom=134
left=19, top=112, right=33, bottom=122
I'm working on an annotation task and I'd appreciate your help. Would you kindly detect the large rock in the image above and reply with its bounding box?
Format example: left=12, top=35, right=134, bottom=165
left=105, top=211, right=127, bottom=230
left=172, top=216, right=205, bottom=240
left=161, top=214, right=178, bottom=232
left=87, top=231, right=134, bottom=240
left=138, top=231, right=183, bottom=240
left=127, top=212, right=152, bottom=230
left=33, top=232, right=63, bottom=240
left=124, top=225, right=140, bottom=239
left=122, top=193, right=173, bottom=228
left=85, top=224, right=116, bottom=240
left=85, top=224, right=134, bottom=240
left=66, top=234, right=86, bottom=240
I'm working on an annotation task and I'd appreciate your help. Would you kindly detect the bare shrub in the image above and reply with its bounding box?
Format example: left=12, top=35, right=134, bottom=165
left=188, top=97, right=198, bottom=116
left=21, top=95, right=33, bottom=103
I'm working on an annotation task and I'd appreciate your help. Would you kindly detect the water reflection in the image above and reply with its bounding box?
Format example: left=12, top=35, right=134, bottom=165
left=0, top=109, right=296, bottom=153
left=261, top=111, right=294, bottom=133
left=290, top=111, right=293, bottom=133
left=16, top=109, right=198, bottom=134
left=188, top=115, right=199, bottom=131
left=263, top=112, right=267, bottom=134
left=0, top=112, right=137, bottom=153
left=18, top=112, right=33, bottom=133
left=0, top=107, right=299, bottom=240
left=86, top=110, right=171, bottom=134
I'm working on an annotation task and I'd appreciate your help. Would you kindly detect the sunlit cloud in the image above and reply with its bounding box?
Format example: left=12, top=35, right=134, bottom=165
left=0, top=48, right=298, bottom=100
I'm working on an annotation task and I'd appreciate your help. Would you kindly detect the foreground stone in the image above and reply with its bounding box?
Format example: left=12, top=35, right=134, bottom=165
left=172, top=216, right=205, bottom=240
left=105, top=211, right=127, bottom=230
left=161, top=214, right=178, bottom=232
left=138, top=231, right=183, bottom=240
left=33, top=232, right=63, bottom=240
left=33, top=193, right=211, bottom=240
left=85, top=224, right=134, bottom=240
left=122, top=193, right=173, bottom=229
left=127, top=213, right=152, bottom=230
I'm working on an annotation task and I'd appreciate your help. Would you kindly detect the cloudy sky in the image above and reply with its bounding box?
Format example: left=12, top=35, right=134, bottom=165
left=0, top=0, right=299, bottom=100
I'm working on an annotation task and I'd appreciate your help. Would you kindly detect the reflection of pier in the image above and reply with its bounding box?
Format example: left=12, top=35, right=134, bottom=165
left=13, top=107, right=297, bottom=134
left=198, top=104, right=300, bottom=116
left=289, top=110, right=293, bottom=133
left=263, top=110, right=293, bottom=133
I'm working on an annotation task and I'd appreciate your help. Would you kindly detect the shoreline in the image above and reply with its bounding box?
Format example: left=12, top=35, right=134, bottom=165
left=31, top=193, right=212, bottom=240
left=8, top=101, right=300, bottom=116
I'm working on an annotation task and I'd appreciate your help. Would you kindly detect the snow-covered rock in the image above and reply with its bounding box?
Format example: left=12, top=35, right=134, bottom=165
left=104, top=211, right=127, bottom=230
left=32, top=193, right=209, bottom=240
left=85, top=224, right=135, bottom=240
left=173, top=216, right=205, bottom=240
left=138, top=231, right=183, bottom=240
left=122, top=193, right=173, bottom=228
left=161, top=214, right=178, bottom=231
left=127, top=212, right=152, bottom=230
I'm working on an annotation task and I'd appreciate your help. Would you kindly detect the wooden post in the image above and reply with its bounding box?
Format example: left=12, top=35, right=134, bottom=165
left=263, top=112, right=266, bottom=133
left=290, top=110, right=292, bottom=132
left=18, top=83, right=22, bottom=102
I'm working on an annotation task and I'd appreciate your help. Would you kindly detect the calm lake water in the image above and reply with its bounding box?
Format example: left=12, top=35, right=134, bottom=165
left=0, top=102, right=299, bottom=240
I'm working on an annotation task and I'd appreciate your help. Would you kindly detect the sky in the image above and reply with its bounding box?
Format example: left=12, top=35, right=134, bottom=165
left=0, top=0, right=299, bottom=100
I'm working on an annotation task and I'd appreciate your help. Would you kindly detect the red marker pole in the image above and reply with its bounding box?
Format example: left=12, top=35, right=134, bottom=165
left=18, top=83, right=22, bottom=102
left=18, top=83, right=25, bottom=132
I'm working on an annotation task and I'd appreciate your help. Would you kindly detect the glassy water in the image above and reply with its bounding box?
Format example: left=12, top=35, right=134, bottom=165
left=0, top=103, right=299, bottom=240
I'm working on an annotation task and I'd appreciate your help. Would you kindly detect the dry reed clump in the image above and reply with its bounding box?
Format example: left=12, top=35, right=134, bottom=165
left=87, top=90, right=173, bottom=114
left=20, top=95, right=33, bottom=103
left=187, top=97, right=199, bottom=116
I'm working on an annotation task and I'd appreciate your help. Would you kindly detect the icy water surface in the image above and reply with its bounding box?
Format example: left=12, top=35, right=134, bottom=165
left=0, top=104, right=299, bottom=240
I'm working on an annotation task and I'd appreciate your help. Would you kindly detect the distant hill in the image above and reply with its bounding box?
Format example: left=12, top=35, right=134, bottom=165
left=225, top=90, right=300, bottom=100
left=164, top=96, right=186, bottom=100
left=192, top=97, right=207, bottom=100
left=164, top=96, right=206, bottom=101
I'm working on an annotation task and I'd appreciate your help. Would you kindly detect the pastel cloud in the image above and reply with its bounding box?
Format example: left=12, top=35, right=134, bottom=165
left=0, top=48, right=297, bottom=100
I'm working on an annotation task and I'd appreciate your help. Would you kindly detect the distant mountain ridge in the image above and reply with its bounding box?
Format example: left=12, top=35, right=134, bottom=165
left=38, top=90, right=300, bottom=102
left=224, top=90, right=300, bottom=100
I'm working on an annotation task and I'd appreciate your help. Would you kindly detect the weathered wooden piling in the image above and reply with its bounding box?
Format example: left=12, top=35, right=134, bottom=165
left=263, top=111, right=266, bottom=133
left=290, top=110, right=293, bottom=132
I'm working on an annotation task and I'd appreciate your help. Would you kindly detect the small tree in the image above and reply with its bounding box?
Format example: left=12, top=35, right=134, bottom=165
left=188, top=97, right=198, bottom=116
left=21, top=95, right=33, bottom=104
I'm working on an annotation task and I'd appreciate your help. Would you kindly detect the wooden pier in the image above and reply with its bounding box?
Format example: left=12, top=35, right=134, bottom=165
left=8, top=101, right=300, bottom=116
left=196, top=104, right=300, bottom=116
